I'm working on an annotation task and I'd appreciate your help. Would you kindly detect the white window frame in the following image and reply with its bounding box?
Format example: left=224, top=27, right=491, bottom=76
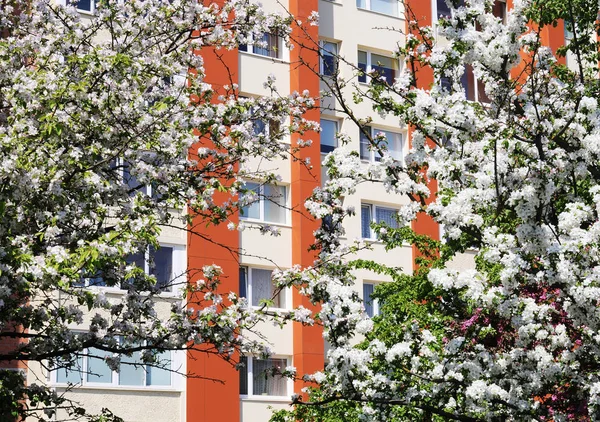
left=356, top=0, right=400, bottom=17
left=239, top=266, right=289, bottom=310
left=79, top=244, right=186, bottom=294
left=359, top=126, right=404, bottom=163
left=319, top=40, right=339, bottom=76
left=51, top=345, right=184, bottom=390
left=363, top=282, right=380, bottom=317
left=239, top=32, right=289, bottom=61
left=74, top=0, right=95, bottom=14
left=361, top=203, right=399, bottom=239
left=239, top=356, right=292, bottom=399
left=320, top=118, right=339, bottom=153
left=240, top=182, right=288, bottom=225
left=357, top=50, right=399, bottom=84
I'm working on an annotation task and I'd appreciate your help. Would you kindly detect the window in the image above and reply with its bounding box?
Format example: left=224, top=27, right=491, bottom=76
left=79, top=245, right=184, bottom=292
left=76, top=0, right=95, bottom=13
left=54, top=347, right=174, bottom=388
left=239, top=33, right=281, bottom=59
left=492, top=0, right=507, bottom=23
left=357, top=50, right=398, bottom=84
left=320, top=119, right=338, bottom=153
left=320, top=41, right=338, bottom=76
left=240, top=183, right=287, bottom=224
left=361, top=204, right=399, bottom=239
left=359, top=126, right=403, bottom=162
left=356, top=0, right=399, bottom=16
left=363, top=283, right=380, bottom=317
left=239, top=356, right=289, bottom=397
left=239, top=267, right=287, bottom=309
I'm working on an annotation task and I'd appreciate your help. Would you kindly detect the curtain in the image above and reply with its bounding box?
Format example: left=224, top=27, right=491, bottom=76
left=251, top=269, right=273, bottom=306
left=361, top=205, right=372, bottom=238
left=253, top=358, right=287, bottom=396
left=376, top=206, right=399, bottom=229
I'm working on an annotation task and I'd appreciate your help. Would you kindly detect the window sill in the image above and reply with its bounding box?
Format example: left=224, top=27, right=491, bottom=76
left=239, top=218, right=292, bottom=229
left=240, top=395, right=291, bottom=402
left=52, top=383, right=183, bottom=393
left=356, top=7, right=402, bottom=20
left=80, top=286, right=183, bottom=300
left=239, top=51, right=289, bottom=65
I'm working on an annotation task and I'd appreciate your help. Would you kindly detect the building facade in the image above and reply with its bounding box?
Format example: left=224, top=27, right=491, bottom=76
left=21, top=0, right=573, bottom=421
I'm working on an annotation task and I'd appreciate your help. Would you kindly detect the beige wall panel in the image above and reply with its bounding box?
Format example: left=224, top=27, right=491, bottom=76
left=239, top=227, right=292, bottom=269
left=52, top=389, right=182, bottom=422
left=241, top=399, right=290, bottom=422
left=244, top=320, right=294, bottom=355
left=239, top=54, right=291, bottom=96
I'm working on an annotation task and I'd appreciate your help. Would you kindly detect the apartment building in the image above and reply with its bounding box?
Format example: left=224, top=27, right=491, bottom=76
left=21, top=0, right=572, bottom=421
left=190, top=0, right=416, bottom=421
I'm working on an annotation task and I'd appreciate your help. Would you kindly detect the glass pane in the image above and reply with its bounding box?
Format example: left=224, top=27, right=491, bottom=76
left=56, top=356, right=84, bottom=384
left=123, top=161, right=147, bottom=196
left=363, top=283, right=375, bottom=317
left=356, top=0, right=367, bottom=8
left=77, top=0, right=92, bottom=11
left=119, top=351, right=145, bottom=386
left=361, top=205, right=372, bottom=238
left=371, top=0, right=398, bottom=16
left=437, top=0, right=452, bottom=17
left=253, top=358, right=287, bottom=396
left=87, top=348, right=113, bottom=383
left=241, top=183, right=260, bottom=219
left=263, top=185, right=286, bottom=224
left=360, top=127, right=371, bottom=160
left=320, top=119, right=338, bottom=152
left=150, top=246, right=173, bottom=291
left=381, top=130, right=402, bottom=160
left=252, top=119, right=267, bottom=136
left=375, top=206, right=399, bottom=228
left=251, top=269, right=273, bottom=306
left=254, top=33, right=279, bottom=58
left=239, top=267, right=247, bottom=299
left=321, top=42, right=338, bottom=76
left=239, top=356, right=248, bottom=395
left=146, top=351, right=171, bottom=386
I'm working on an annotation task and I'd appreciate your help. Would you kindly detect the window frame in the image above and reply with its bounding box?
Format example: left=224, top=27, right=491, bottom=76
left=356, top=0, right=400, bottom=17
left=239, top=32, right=285, bottom=60
left=75, top=0, right=95, bottom=14
left=78, top=244, right=185, bottom=294
left=320, top=118, right=339, bottom=153
left=319, top=40, right=339, bottom=77
left=357, top=50, right=399, bottom=84
left=239, top=266, right=289, bottom=310
left=361, top=203, right=400, bottom=240
left=359, top=126, right=404, bottom=163
left=363, top=282, right=380, bottom=317
left=51, top=344, right=183, bottom=390
left=240, top=182, right=288, bottom=225
left=239, top=356, right=292, bottom=398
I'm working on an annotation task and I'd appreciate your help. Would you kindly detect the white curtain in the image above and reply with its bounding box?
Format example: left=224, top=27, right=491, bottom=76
left=251, top=269, right=273, bottom=306
left=253, top=358, right=287, bottom=396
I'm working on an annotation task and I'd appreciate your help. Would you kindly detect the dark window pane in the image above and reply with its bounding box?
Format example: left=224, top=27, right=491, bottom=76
left=150, top=246, right=173, bottom=291
left=358, top=62, right=367, bottom=83
left=363, top=283, right=375, bottom=317
left=239, top=44, right=248, bottom=52
left=239, top=356, right=248, bottom=395
left=320, top=119, right=338, bottom=153
left=372, top=65, right=395, bottom=84
left=437, top=0, right=452, bottom=17
left=77, top=0, right=92, bottom=11
left=239, top=267, right=247, bottom=299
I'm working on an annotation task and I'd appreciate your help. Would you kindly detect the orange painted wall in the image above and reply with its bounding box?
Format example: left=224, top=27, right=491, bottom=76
left=288, top=0, right=324, bottom=397
left=186, top=40, right=241, bottom=422
left=405, top=0, right=440, bottom=271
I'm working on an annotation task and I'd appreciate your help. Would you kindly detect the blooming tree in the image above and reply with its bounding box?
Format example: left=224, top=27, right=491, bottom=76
left=0, top=0, right=315, bottom=419
left=276, top=0, right=600, bottom=420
